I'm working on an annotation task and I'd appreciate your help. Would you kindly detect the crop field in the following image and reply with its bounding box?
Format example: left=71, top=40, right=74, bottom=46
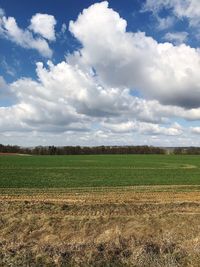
left=1, top=154, right=200, bottom=266
left=0, top=154, right=200, bottom=189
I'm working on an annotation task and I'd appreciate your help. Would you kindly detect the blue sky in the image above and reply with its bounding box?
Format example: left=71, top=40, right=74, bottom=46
left=0, top=0, right=200, bottom=146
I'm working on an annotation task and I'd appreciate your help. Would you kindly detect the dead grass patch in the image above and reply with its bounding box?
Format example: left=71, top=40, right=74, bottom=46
left=1, top=189, right=200, bottom=266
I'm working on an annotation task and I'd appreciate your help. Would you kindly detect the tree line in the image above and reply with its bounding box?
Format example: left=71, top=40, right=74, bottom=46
left=0, top=144, right=166, bottom=155
left=1, top=144, right=200, bottom=155
left=173, top=147, right=200, bottom=155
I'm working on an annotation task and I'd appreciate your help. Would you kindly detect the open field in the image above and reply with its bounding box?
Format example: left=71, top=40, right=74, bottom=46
left=0, top=154, right=200, bottom=188
left=1, top=155, right=200, bottom=266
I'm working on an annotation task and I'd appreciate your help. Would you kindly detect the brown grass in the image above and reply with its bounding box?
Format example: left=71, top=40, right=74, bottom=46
left=1, top=187, right=200, bottom=266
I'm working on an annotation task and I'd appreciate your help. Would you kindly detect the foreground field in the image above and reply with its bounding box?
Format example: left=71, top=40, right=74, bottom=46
left=0, top=154, right=200, bottom=188
left=1, top=155, right=200, bottom=266
left=1, top=188, right=200, bottom=267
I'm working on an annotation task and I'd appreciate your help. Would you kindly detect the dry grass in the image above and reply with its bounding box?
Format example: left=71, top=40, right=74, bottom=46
left=1, top=187, right=200, bottom=266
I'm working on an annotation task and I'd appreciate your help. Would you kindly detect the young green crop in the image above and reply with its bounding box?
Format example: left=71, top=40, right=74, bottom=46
left=0, top=154, right=200, bottom=188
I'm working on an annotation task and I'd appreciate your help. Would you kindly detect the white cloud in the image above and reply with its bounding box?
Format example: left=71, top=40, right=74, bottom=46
left=29, top=13, right=56, bottom=41
left=191, top=127, right=200, bottom=134
left=102, top=120, right=182, bottom=136
left=143, top=0, right=200, bottom=27
left=0, top=76, right=17, bottom=106
left=102, top=121, right=137, bottom=133
left=0, top=13, right=52, bottom=57
left=0, top=58, right=16, bottom=77
left=138, top=122, right=183, bottom=136
left=69, top=1, right=200, bottom=109
left=156, top=16, right=175, bottom=30
left=163, top=31, right=188, bottom=44
left=0, top=58, right=198, bottom=138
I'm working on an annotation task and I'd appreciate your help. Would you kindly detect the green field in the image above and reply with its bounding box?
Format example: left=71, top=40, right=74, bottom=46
left=0, top=154, right=200, bottom=188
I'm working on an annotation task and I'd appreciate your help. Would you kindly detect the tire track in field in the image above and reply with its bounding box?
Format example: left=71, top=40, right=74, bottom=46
left=1, top=199, right=200, bottom=218
left=0, top=164, right=198, bottom=170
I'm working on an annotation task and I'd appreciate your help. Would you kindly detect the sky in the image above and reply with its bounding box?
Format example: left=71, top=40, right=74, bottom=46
left=0, top=0, right=200, bottom=147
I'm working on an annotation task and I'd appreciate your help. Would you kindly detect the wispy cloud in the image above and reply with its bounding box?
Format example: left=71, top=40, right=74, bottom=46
left=143, top=0, right=200, bottom=28
left=163, top=31, right=188, bottom=44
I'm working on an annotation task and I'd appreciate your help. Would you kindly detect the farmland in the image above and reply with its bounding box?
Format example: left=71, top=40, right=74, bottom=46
left=1, top=154, right=200, bottom=266
left=0, top=154, right=200, bottom=188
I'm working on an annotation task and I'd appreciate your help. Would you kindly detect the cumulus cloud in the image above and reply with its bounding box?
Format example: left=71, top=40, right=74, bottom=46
left=0, top=12, right=53, bottom=57
left=69, top=1, right=200, bottom=109
left=0, top=57, right=199, bottom=138
left=29, top=13, right=56, bottom=41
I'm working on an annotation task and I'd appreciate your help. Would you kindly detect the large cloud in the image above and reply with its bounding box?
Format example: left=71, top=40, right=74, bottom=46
left=0, top=58, right=199, bottom=137
left=69, top=1, right=200, bottom=109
